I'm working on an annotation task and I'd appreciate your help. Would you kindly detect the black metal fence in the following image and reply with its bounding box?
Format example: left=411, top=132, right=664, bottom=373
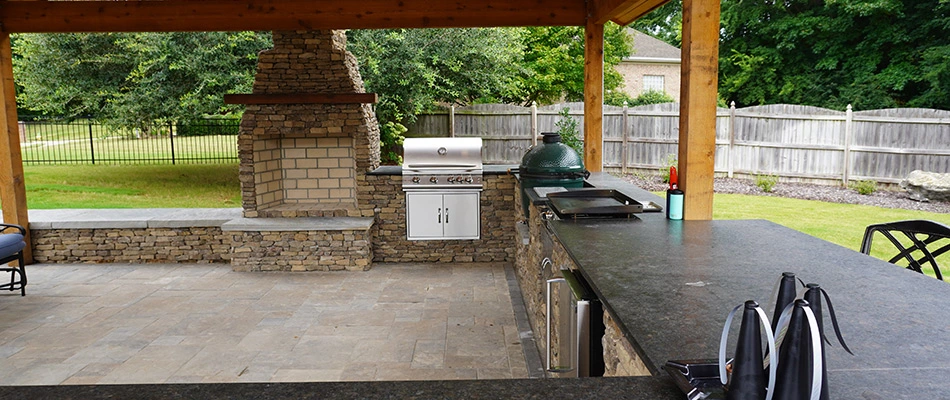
left=18, top=118, right=240, bottom=165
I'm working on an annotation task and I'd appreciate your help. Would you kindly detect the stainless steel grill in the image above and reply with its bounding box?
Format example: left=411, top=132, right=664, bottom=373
left=402, top=137, right=483, bottom=241
left=402, top=138, right=483, bottom=190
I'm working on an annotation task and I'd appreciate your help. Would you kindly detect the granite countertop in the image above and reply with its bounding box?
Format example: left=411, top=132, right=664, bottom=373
left=0, top=376, right=681, bottom=399
left=546, top=175, right=950, bottom=398
left=369, top=165, right=516, bottom=175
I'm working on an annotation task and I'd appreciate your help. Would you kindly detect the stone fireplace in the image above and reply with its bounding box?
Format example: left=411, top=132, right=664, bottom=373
left=237, top=30, right=380, bottom=219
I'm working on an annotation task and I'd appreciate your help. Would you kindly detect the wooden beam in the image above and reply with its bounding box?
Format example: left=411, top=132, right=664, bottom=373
left=224, top=93, right=378, bottom=105
left=677, top=0, right=720, bottom=220
left=590, top=0, right=669, bottom=25
left=0, top=33, right=31, bottom=263
left=583, top=19, right=604, bottom=173
left=0, top=0, right=587, bottom=33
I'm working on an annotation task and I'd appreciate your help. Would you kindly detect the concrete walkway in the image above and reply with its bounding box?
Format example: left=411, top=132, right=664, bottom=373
left=0, top=262, right=535, bottom=385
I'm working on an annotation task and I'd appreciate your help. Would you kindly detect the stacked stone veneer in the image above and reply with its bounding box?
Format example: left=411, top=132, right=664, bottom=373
left=513, top=180, right=650, bottom=377
left=239, top=30, right=379, bottom=218
left=31, top=228, right=232, bottom=264
left=228, top=226, right=372, bottom=272
left=361, top=173, right=516, bottom=263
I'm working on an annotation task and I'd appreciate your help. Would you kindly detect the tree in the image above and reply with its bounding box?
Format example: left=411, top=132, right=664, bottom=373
left=629, top=0, right=682, bottom=48
left=13, top=32, right=271, bottom=132
left=512, top=24, right=632, bottom=106
left=719, top=0, right=950, bottom=110
left=347, top=28, right=523, bottom=126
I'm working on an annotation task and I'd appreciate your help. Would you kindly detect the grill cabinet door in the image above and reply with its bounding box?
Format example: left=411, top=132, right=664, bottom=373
left=442, top=192, right=480, bottom=239
left=406, top=193, right=445, bottom=240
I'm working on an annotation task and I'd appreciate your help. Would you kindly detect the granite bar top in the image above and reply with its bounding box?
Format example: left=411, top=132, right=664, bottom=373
left=369, top=164, right=517, bottom=176
left=0, top=376, right=681, bottom=399
left=549, top=215, right=950, bottom=398
left=27, top=208, right=244, bottom=229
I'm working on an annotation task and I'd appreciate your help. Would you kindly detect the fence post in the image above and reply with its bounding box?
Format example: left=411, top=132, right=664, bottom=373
left=449, top=105, right=455, bottom=137
left=622, top=101, right=628, bottom=175
left=530, top=101, right=538, bottom=147
left=728, top=101, right=736, bottom=178
left=169, top=122, right=176, bottom=165
left=88, top=122, right=95, bottom=165
left=843, top=104, right=853, bottom=186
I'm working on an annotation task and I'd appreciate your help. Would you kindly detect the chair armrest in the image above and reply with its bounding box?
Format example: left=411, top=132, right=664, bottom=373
left=0, top=223, right=26, bottom=236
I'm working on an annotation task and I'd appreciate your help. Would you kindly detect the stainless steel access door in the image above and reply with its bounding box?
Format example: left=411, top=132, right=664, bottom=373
left=546, top=270, right=592, bottom=377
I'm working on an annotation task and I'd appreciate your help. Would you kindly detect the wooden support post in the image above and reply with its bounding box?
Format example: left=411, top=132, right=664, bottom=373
left=449, top=105, right=456, bottom=138
left=728, top=101, right=736, bottom=178
left=843, top=104, right=853, bottom=186
left=583, top=19, right=604, bottom=172
left=0, top=33, right=31, bottom=263
left=677, top=0, right=720, bottom=220
left=530, top=102, right=538, bottom=147
left=622, top=102, right=629, bottom=175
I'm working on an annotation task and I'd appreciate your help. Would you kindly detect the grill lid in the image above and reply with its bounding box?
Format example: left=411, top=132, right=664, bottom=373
left=520, top=132, right=586, bottom=176
left=403, top=137, right=483, bottom=172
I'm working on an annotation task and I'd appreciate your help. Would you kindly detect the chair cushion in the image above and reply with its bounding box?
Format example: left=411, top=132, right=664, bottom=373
left=0, top=233, right=25, bottom=258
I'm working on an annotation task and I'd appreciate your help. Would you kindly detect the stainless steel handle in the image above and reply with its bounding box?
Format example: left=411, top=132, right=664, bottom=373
left=541, top=257, right=553, bottom=274
left=546, top=278, right=572, bottom=373
left=438, top=208, right=442, bottom=223
left=445, top=208, right=449, bottom=224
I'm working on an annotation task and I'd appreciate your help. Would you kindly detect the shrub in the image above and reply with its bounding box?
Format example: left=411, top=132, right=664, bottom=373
left=850, top=179, right=877, bottom=195
left=556, top=108, right=584, bottom=155
left=176, top=116, right=241, bottom=137
left=380, top=122, right=406, bottom=165
left=605, top=91, right=636, bottom=107
left=629, top=90, right=675, bottom=107
left=755, top=174, right=779, bottom=193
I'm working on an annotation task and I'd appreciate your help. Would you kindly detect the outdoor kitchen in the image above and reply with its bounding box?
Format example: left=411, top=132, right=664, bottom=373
left=4, top=14, right=950, bottom=399
left=27, top=30, right=517, bottom=271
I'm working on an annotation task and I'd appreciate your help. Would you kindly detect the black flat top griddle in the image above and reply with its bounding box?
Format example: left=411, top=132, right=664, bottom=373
left=546, top=189, right=643, bottom=219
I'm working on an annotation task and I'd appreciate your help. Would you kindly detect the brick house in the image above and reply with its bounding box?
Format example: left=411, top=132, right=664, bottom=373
left=616, top=30, right=682, bottom=102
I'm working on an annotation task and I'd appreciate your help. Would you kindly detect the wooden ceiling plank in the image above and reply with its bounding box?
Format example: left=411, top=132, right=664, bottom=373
left=0, top=0, right=587, bottom=33
left=612, top=0, right=669, bottom=25
left=590, top=0, right=668, bottom=25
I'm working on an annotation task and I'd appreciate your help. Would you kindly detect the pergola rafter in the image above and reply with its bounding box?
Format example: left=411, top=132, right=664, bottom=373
left=0, top=0, right=720, bottom=263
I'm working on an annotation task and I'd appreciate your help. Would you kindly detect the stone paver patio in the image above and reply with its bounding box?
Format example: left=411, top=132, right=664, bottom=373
left=0, top=262, right=532, bottom=385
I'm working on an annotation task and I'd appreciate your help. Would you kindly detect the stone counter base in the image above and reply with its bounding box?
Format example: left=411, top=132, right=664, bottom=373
left=229, top=229, right=371, bottom=272
left=31, top=228, right=232, bottom=264
left=603, top=310, right=652, bottom=377
left=30, top=227, right=372, bottom=272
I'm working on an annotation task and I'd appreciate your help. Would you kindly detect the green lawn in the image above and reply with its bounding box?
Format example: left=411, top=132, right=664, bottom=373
left=20, top=163, right=241, bottom=209
left=713, top=193, right=950, bottom=278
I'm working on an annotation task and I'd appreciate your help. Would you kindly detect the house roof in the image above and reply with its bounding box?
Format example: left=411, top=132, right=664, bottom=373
left=625, top=29, right=681, bottom=62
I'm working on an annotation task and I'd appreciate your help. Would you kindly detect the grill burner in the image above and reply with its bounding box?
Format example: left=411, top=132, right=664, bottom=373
left=402, top=138, right=484, bottom=190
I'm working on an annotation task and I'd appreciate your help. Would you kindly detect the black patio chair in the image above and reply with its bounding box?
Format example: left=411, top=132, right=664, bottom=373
left=860, top=220, right=950, bottom=281
left=0, top=223, right=27, bottom=296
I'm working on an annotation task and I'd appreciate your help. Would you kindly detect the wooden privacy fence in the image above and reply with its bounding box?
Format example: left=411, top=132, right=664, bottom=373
left=405, top=103, right=950, bottom=185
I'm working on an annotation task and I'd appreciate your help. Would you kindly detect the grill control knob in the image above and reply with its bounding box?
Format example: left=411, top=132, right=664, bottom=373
left=429, top=177, right=438, bottom=183
left=447, top=176, right=456, bottom=182
left=465, top=176, right=474, bottom=183
left=411, top=177, right=420, bottom=183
